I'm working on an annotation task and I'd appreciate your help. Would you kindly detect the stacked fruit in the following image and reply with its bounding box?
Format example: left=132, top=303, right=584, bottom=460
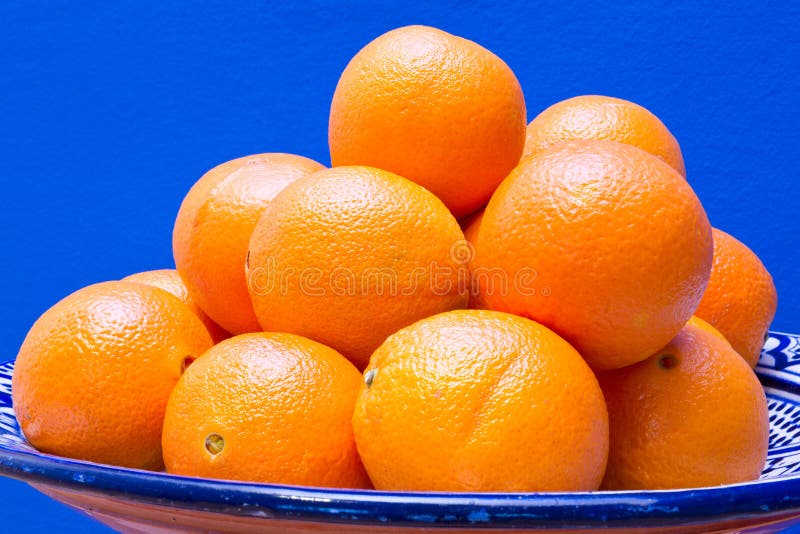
left=12, top=25, right=777, bottom=492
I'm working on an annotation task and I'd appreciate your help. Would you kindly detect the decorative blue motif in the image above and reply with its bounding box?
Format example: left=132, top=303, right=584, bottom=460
left=0, top=363, right=30, bottom=453
left=760, top=332, right=800, bottom=373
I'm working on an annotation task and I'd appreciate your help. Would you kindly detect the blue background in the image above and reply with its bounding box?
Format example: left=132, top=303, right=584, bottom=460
left=1, top=1, right=798, bottom=532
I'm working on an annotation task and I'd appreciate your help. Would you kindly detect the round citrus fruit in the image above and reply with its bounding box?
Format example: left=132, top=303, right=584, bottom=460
left=352, top=309, right=609, bottom=491
left=523, top=95, right=686, bottom=176
left=162, top=332, right=370, bottom=488
left=695, top=228, right=777, bottom=367
left=597, top=322, right=769, bottom=490
left=329, top=25, right=526, bottom=218
left=247, top=165, right=469, bottom=369
left=460, top=209, right=487, bottom=309
left=687, top=315, right=729, bottom=344
left=474, top=140, right=712, bottom=370
left=12, top=281, right=213, bottom=470
left=122, top=269, right=229, bottom=343
left=173, top=153, right=324, bottom=335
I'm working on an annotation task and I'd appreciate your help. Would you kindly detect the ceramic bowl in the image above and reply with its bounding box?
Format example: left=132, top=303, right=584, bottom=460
left=3, top=332, right=800, bottom=533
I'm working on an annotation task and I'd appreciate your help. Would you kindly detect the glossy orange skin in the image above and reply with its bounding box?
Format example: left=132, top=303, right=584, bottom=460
left=162, top=332, right=370, bottom=488
left=524, top=95, right=686, bottom=176
left=247, top=166, right=469, bottom=370
left=475, top=140, right=712, bottom=370
left=695, top=228, right=778, bottom=367
left=12, top=281, right=213, bottom=470
left=687, top=315, right=729, bottom=344
left=460, top=210, right=487, bottom=309
left=173, top=153, right=325, bottom=334
left=597, top=323, right=769, bottom=490
left=352, top=309, right=609, bottom=492
left=329, top=25, right=527, bottom=218
left=122, top=269, right=229, bottom=344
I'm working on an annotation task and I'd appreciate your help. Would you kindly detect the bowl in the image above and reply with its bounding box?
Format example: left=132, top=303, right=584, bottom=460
left=2, top=332, right=800, bottom=533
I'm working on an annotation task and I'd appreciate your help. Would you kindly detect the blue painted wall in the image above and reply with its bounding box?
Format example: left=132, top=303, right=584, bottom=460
left=0, top=1, right=798, bottom=531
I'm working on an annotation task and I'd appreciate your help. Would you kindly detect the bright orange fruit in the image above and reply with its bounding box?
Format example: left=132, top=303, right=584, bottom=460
left=524, top=95, right=686, bottom=176
left=695, top=228, right=777, bottom=367
left=475, top=140, right=712, bottom=370
left=352, top=309, right=609, bottom=492
left=459, top=210, right=487, bottom=309
left=122, top=269, right=229, bottom=344
left=597, top=322, right=769, bottom=490
left=247, top=165, right=468, bottom=370
left=687, top=315, right=729, bottom=344
left=173, top=153, right=324, bottom=334
left=12, top=281, right=213, bottom=470
left=329, top=25, right=526, bottom=218
left=162, top=332, right=371, bottom=488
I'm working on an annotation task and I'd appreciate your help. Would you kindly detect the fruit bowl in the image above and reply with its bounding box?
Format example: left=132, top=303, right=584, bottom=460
left=1, top=332, right=800, bottom=533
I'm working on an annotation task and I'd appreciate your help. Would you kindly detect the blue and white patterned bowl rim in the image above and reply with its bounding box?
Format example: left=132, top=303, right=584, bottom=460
left=1, top=332, right=800, bottom=529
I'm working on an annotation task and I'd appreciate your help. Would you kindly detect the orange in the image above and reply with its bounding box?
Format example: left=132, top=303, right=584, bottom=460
left=687, top=315, right=729, bottom=344
left=329, top=25, right=526, bottom=218
left=162, top=332, right=370, bottom=488
left=12, top=281, right=213, bottom=470
left=459, top=209, right=487, bottom=309
left=247, top=165, right=468, bottom=370
left=695, top=228, right=778, bottom=367
left=460, top=209, right=484, bottom=244
left=597, top=322, right=769, bottom=490
left=173, top=153, right=325, bottom=335
left=122, top=269, right=229, bottom=343
left=523, top=95, right=686, bottom=176
left=352, top=309, right=608, bottom=491
left=475, top=140, right=712, bottom=370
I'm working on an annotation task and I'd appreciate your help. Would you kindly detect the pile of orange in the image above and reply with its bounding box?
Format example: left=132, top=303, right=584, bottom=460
left=12, top=25, right=777, bottom=492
